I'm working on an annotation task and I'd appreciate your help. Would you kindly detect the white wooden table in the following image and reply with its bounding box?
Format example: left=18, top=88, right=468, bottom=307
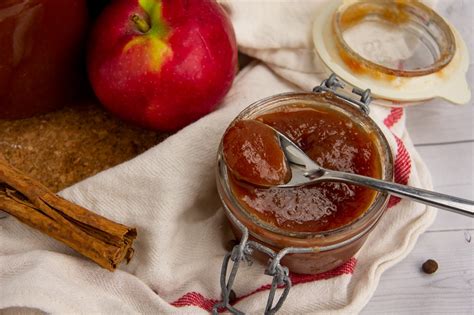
left=363, top=2, right=473, bottom=313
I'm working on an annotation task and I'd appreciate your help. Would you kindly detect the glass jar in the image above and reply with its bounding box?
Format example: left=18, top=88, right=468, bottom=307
left=0, top=0, right=88, bottom=119
left=216, top=87, right=393, bottom=275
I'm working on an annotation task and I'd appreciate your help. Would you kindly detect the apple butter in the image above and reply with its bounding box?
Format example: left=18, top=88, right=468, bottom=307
left=224, top=105, right=381, bottom=233
left=222, top=119, right=290, bottom=187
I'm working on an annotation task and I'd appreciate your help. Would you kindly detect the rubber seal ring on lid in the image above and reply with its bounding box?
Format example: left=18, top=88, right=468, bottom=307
left=333, top=0, right=456, bottom=78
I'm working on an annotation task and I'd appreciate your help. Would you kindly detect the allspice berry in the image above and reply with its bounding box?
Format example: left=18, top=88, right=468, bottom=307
left=422, top=259, right=438, bottom=274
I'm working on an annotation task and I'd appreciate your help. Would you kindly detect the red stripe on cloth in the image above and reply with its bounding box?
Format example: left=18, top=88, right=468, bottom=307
left=170, top=257, right=357, bottom=312
left=290, top=256, right=357, bottom=285
left=170, top=292, right=219, bottom=311
left=383, top=107, right=404, bottom=128
left=388, top=135, right=411, bottom=208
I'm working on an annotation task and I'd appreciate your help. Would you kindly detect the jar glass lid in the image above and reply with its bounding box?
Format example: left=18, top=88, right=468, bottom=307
left=333, top=0, right=455, bottom=77
left=313, top=0, right=470, bottom=104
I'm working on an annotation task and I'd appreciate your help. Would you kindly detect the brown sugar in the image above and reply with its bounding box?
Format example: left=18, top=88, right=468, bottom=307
left=0, top=99, right=168, bottom=192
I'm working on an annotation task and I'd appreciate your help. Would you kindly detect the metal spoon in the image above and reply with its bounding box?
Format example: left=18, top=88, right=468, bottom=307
left=270, top=127, right=474, bottom=218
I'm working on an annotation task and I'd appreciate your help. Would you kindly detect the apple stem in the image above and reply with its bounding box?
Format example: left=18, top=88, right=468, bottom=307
left=131, top=14, right=150, bottom=33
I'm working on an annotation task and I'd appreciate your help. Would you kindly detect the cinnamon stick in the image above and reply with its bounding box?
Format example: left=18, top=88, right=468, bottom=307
left=0, top=156, right=137, bottom=271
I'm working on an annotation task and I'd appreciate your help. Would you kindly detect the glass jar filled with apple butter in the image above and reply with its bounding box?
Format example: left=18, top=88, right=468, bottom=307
left=216, top=81, right=393, bottom=276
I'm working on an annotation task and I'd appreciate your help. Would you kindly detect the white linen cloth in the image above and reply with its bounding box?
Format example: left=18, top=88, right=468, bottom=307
left=3, top=0, right=457, bottom=313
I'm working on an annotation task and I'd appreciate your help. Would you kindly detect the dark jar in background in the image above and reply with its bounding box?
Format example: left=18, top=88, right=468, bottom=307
left=0, top=0, right=88, bottom=119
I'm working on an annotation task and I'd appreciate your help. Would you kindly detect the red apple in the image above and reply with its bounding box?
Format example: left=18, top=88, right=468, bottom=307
left=0, top=0, right=88, bottom=119
left=87, top=0, right=237, bottom=131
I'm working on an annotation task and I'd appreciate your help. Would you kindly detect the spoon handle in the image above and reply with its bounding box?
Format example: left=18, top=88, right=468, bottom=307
left=322, top=170, right=474, bottom=217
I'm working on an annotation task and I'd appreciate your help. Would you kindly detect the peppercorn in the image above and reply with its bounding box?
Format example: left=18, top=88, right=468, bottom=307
left=422, top=259, right=438, bottom=274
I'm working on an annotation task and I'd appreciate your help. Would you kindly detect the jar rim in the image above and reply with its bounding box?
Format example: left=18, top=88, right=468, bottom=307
left=217, top=92, right=394, bottom=244
left=332, top=0, right=456, bottom=77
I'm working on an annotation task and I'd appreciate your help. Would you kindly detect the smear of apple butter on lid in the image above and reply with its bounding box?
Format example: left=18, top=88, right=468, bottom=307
left=222, top=119, right=291, bottom=187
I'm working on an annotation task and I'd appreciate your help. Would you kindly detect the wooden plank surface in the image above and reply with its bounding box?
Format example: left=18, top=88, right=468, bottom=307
left=363, top=1, right=474, bottom=311
left=363, top=116, right=474, bottom=314
left=364, top=94, right=474, bottom=314
left=416, top=142, right=474, bottom=231
left=363, top=230, right=474, bottom=315
left=405, top=100, right=474, bottom=145
left=364, top=70, right=474, bottom=315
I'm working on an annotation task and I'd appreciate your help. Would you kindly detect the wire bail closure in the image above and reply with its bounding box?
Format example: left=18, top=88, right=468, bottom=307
left=313, top=73, right=372, bottom=115
left=213, top=208, right=315, bottom=314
